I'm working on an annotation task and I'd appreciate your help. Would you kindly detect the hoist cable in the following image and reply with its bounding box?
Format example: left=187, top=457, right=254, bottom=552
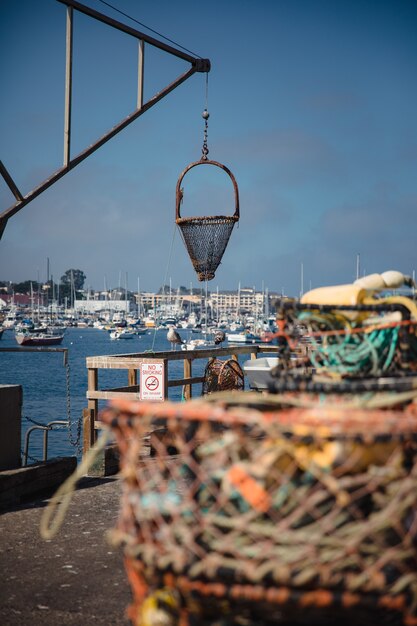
left=150, top=222, right=178, bottom=352
left=205, top=72, right=209, bottom=110
left=95, top=0, right=203, bottom=58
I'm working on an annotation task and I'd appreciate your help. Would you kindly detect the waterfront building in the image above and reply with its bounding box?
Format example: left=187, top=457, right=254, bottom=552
left=73, top=299, right=132, bottom=314
left=209, top=287, right=275, bottom=318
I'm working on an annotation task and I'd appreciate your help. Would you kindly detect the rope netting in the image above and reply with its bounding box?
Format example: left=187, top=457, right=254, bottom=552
left=267, top=301, right=417, bottom=393
left=102, top=398, right=417, bottom=626
left=202, top=357, right=245, bottom=395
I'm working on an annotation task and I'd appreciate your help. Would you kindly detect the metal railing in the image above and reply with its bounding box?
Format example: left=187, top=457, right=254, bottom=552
left=0, top=346, right=69, bottom=465
left=23, top=420, right=69, bottom=466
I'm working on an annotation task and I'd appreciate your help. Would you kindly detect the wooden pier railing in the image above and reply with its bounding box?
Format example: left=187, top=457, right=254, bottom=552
left=84, top=344, right=279, bottom=464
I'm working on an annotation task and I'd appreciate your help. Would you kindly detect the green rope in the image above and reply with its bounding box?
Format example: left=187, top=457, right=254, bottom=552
left=299, top=312, right=400, bottom=376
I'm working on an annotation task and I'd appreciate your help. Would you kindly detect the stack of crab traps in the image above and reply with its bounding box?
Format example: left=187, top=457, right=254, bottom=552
left=102, top=271, right=417, bottom=626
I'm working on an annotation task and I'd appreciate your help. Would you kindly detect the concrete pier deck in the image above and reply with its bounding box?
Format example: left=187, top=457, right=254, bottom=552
left=0, top=475, right=403, bottom=626
left=0, top=476, right=131, bottom=626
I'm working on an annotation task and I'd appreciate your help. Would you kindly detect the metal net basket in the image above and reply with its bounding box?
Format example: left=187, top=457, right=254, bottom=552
left=177, top=215, right=238, bottom=282
left=102, top=398, right=417, bottom=626
left=176, top=159, right=239, bottom=282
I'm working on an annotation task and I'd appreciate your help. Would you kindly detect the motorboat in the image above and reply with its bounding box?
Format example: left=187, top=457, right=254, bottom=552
left=109, top=329, right=134, bottom=340
left=181, top=338, right=216, bottom=351
left=226, top=331, right=258, bottom=344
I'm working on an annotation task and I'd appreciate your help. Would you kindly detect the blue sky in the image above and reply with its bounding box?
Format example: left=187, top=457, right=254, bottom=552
left=1, top=0, right=416, bottom=295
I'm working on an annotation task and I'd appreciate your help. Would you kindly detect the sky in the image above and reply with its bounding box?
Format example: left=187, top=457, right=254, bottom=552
left=1, top=0, right=416, bottom=296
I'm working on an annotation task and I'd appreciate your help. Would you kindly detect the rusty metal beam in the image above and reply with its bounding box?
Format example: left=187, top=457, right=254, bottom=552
left=56, top=0, right=209, bottom=68
left=137, top=39, right=145, bottom=111
left=0, top=160, right=23, bottom=202
left=63, top=5, right=73, bottom=168
left=0, top=0, right=210, bottom=240
left=0, top=65, right=199, bottom=230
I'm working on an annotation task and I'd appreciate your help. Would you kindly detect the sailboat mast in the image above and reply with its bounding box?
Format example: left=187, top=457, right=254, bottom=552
left=125, top=271, right=128, bottom=315
left=137, top=276, right=141, bottom=319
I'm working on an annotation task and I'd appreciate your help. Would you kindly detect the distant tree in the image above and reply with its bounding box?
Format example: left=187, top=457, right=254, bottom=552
left=13, top=280, right=42, bottom=294
left=60, top=269, right=86, bottom=291
left=59, top=269, right=86, bottom=305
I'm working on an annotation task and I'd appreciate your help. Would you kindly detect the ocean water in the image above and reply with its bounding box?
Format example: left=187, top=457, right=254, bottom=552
left=0, top=326, right=210, bottom=464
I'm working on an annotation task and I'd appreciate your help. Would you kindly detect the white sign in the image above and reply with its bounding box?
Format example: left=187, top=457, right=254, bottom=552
left=140, top=362, right=165, bottom=401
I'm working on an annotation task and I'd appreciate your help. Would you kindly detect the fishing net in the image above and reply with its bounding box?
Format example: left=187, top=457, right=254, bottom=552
left=267, top=301, right=417, bottom=394
left=102, top=398, right=417, bottom=626
left=175, top=159, right=240, bottom=282
left=202, top=357, right=245, bottom=395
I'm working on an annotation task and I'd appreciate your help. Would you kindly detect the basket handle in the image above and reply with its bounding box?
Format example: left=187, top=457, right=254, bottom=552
left=175, top=159, right=240, bottom=221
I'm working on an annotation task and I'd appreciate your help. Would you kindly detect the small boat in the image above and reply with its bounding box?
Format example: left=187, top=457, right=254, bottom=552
left=109, top=329, right=134, bottom=340
left=15, top=332, right=64, bottom=346
left=181, top=338, right=216, bottom=351
left=226, top=331, right=258, bottom=344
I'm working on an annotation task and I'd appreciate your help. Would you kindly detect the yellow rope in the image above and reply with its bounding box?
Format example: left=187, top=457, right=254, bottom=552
left=40, top=428, right=112, bottom=540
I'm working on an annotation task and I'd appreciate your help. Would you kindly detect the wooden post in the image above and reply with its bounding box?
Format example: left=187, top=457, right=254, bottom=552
left=128, top=368, right=137, bottom=387
left=183, top=358, right=192, bottom=400
left=163, top=359, right=168, bottom=399
left=82, top=408, right=95, bottom=454
left=86, top=367, right=98, bottom=452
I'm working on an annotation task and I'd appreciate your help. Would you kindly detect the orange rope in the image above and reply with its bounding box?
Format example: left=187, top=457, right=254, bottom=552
left=266, top=318, right=417, bottom=349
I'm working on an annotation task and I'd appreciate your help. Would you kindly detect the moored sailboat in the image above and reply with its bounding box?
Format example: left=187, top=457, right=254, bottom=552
left=15, top=331, right=64, bottom=346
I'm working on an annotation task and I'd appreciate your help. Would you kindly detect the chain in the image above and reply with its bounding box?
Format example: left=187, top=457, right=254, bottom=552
left=65, top=359, right=83, bottom=454
left=22, top=414, right=48, bottom=427
left=201, top=109, right=209, bottom=160
left=21, top=447, right=42, bottom=464
left=201, top=72, right=210, bottom=160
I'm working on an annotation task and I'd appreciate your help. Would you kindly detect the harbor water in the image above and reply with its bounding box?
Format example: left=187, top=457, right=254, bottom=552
left=0, top=326, right=208, bottom=464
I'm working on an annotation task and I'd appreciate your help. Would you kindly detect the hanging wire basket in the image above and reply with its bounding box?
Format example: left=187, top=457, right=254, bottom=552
left=175, top=159, right=240, bottom=282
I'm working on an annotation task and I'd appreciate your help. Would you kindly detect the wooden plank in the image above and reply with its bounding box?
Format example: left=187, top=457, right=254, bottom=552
left=85, top=346, right=268, bottom=369
left=88, top=377, right=205, bottom=399
left=86, top=356, right=151, bottom=369
left=97, top=384, right=140, bottom=393
left=167, top=376, right=204, bottom=387
left=87, top=390, right=141, bottom=400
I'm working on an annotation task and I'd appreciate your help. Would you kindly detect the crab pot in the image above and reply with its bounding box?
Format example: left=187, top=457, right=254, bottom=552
left=101, top=399, right=417, bottom=626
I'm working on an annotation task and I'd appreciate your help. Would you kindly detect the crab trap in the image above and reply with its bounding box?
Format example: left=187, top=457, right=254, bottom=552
left=101, top=398, right=417, bottom=626
left=266, top=299, right=417, bottom=396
